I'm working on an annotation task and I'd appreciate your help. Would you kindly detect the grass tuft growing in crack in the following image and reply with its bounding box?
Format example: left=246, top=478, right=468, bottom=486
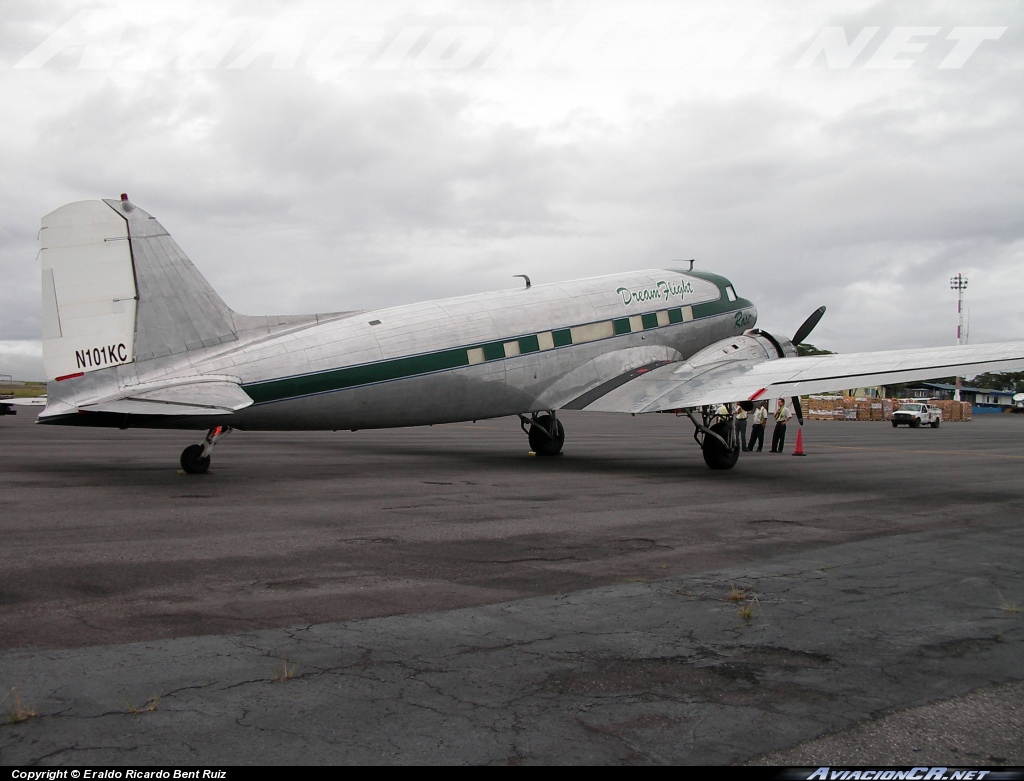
left=997, top=589, right=1021, bottom=614
left=127, top=695, right=160, bottom=715
left=727, top=584, right=748, bottom=602
left=738, top=595, right=761, bottom=621
left=273, top=656, right=297, bottom=682
left=3, top=688, right=37, bottom=724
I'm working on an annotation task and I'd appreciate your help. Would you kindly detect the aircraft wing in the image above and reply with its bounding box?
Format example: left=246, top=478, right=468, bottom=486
left=578, top=341, right=1024, bottom=413
left=39, top=376, right=253, bottom=419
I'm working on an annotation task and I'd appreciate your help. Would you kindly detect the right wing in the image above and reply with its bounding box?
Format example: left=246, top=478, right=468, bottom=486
left=576, top=341, right=1024, bottom=413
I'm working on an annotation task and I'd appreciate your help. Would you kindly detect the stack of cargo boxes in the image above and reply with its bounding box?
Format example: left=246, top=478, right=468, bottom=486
left=804, top=396, right=971, bottom=421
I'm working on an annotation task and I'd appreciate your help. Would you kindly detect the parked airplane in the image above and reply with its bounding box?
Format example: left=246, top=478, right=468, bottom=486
left=36, top=195, right=1024, bottom=472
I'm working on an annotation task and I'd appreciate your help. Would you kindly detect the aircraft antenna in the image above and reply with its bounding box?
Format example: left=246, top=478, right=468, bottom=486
left=672, top=259, right=696, bottom=270
left=513, top=274, right=531, bottom=289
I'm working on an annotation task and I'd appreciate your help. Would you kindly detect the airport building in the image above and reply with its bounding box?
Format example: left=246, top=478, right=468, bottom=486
left=901, top=382, right=1017, bottom=413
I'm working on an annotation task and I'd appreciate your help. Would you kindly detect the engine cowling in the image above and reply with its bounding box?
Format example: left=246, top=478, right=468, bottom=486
left=680, top=329, right=796, bottom=369
left=677, top=329, right=797, bottom=411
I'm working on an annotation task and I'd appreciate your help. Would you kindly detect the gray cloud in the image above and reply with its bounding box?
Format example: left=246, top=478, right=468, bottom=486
left=2, top=1, right=1022, bottom=381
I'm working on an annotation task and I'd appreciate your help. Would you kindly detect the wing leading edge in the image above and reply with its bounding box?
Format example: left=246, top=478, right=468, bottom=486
left=579, top=341, right=1024, bottom=413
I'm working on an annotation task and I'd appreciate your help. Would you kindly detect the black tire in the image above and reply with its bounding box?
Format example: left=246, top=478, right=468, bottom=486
left=180, top=444, right=211, bottom=474
left=892, top=421, right=898, bottom=428
left=528, top=414, right=565, bottom=456
left=910, top=419, right=920, bottom=428
left=702, top=421, right=739, bottom=470
left=932, top=419, right=940, bottom=428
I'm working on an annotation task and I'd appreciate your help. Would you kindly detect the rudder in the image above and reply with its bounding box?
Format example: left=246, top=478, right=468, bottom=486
left=40, top=199, right=139, bottom=380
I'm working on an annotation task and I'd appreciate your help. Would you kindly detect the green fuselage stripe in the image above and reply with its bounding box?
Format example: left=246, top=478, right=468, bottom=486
left=245, top=347, right=470, bottom=404
left=243, top=294, right=753, bottom=405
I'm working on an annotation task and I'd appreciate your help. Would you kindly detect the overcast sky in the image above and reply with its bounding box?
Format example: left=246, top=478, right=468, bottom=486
left=1, top=0, right=1021, bottom=381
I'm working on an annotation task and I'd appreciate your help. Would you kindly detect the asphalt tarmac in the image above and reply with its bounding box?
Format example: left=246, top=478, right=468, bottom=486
left=0, top=409, right=1022, bottom=765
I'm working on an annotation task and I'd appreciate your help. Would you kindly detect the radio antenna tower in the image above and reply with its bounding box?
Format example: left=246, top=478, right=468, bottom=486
left=950, top=273, right=968, bottom=401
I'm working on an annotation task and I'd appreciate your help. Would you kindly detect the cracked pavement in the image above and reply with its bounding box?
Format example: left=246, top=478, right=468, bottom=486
left=1, top=412, right=1022, bottom=764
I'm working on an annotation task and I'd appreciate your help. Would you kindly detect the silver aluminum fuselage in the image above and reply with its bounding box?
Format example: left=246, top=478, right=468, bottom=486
left=47, top=269, right=755, bottom=431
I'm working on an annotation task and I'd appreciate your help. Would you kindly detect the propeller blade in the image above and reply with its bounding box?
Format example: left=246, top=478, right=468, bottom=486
left=790, top=307, right=824, bottom=427
left=793, top=306, right=826, bottom=346
left=792, top=395, right=804, bottom=426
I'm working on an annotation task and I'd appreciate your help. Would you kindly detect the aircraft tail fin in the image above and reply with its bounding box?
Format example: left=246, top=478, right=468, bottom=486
left=40, top=195, right=238, bottom=382
left=103, top=195, right=238, bottom=362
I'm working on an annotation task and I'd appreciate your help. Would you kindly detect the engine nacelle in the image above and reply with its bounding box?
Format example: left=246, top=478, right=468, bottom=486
left=681, top=329, right=796, bottom=368
left=678, top=329, right=797, bottom=411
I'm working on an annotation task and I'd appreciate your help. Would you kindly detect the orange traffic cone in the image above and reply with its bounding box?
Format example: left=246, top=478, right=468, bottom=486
left=792, top=427, right=806, bottom=456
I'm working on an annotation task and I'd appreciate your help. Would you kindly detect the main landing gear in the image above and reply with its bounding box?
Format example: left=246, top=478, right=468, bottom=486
left=684, top=407, right=740, bottom=470
left=519, top=411, right=565, bottom=456
left=180, top=425, right=232, bottom=474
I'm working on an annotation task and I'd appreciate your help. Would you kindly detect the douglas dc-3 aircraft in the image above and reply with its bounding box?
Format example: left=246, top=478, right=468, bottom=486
left=35, top=195, right=1024, bottom=473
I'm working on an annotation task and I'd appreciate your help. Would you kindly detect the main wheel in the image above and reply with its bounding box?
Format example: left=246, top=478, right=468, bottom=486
left=702, top=421, right=739, bottom=470
left=528, top=414, right=565, bottom=456
left=180, top=444, right=211, bottom=474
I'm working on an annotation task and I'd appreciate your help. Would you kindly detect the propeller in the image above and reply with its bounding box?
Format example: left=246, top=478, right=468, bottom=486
left=790, top=306, right=826, bottom=426
left=792, top=306, right=826, bottom=348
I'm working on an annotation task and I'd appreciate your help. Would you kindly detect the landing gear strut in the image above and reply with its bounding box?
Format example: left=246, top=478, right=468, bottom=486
left=685, top=407, right=740, bottom=470
left=519, top=411, right=565, bottom=456
left=180, top=425, right=232, bottom=474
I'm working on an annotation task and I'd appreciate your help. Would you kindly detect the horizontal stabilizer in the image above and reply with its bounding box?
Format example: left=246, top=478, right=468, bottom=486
left=10, top=396, right=48, bottom=407
left=40, top=376, right=252, bottom=418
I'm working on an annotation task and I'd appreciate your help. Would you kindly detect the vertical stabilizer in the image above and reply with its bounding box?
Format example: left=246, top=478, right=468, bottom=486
left=40, top=197, right=242, bottom=382
left=102, top=196, right=237, bottom=361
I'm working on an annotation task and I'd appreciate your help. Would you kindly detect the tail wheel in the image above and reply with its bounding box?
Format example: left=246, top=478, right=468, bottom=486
left=529, top=414, right=565, bottom=456
left=702, top=421, right=739, bottom=470
left=180, top=444, right=211, bottom=474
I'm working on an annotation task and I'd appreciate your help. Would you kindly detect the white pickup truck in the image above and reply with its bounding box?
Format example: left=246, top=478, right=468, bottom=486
left=892, top=402, right=942, bottom=428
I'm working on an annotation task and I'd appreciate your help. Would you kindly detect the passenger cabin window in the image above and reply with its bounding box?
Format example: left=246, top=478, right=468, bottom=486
left=725, top=285, right=737, bottom=302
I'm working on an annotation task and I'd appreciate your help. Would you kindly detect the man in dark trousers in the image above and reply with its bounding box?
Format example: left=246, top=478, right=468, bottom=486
left=736, top=405, right=749, bottom=451
left=748, top=403, right=768, bottom=451
left=770, top=398, right=793, bottom=452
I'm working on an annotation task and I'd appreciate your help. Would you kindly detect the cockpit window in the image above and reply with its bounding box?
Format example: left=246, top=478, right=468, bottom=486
left=725, top=285, right=737, bottom=302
